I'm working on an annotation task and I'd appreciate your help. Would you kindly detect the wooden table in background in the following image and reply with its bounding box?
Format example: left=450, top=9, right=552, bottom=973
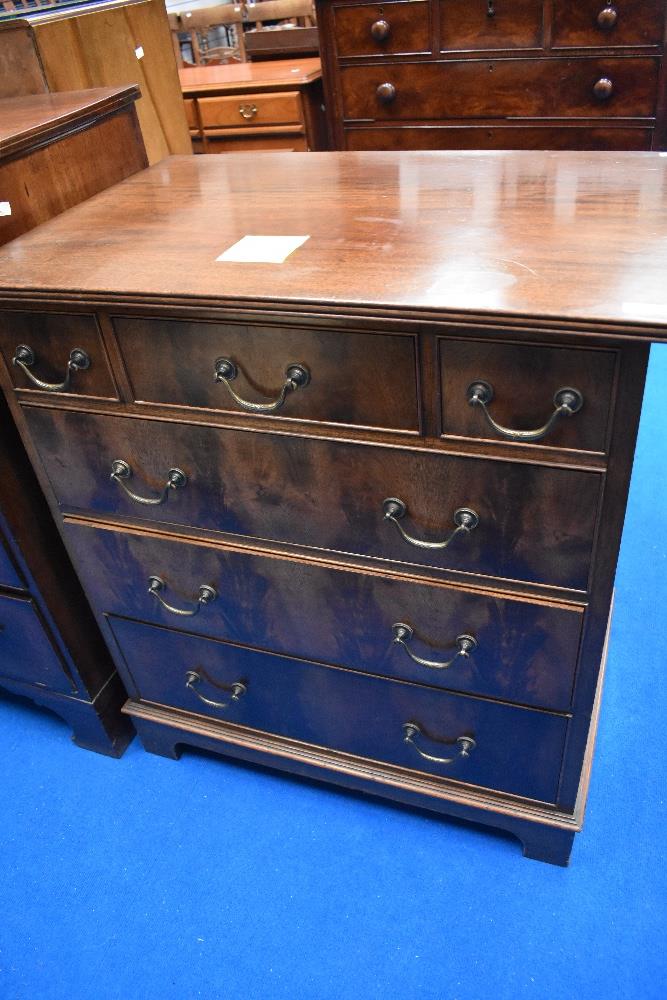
left=180, top=57, right=326, bottom=152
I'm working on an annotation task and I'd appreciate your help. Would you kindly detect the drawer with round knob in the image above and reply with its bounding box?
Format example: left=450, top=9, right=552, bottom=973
left=344, top=124, right=654, bottom=150
left=197, top=92, right=303, bottom=129
left=64, top=519, right=585, bottom=711
left=333, top=1, right=431, bottom=57
left=552, top=0, right=665, bottom=49
left=340, top=57, right=659, bottom=120
left=439, top=0, right=544, bottom=52
left=110, top=615, right=569, bottom=803
left=0, top=312, right=118, bottom=400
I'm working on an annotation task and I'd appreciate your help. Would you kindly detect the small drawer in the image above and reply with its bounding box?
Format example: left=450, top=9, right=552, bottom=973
left=341, top=57, right=659, bottom=120
left=439, top=0, right=543, bottom=51
left=0, top=533, right=24, bottom=590
left=552, top=0, right=665, bottom=49
left=183, top=98, right=198, bottom=129
left=202, top=133, right=308, bottom=153
left=0, top=591, right=73, bottom=693
left=0, top=312, right=117, bottom=400
left=38, top=410, right=599, bottom=591
left=439, top=339, right=617, bottom=455
left=112, top=316, right=419, bottom=433
left=334, top=1, right=431, bottom=57
left=111, top=617, right=569, bottom=803
left=198, top=92, right=303, bottom=129
left=65, top=521, right=584, bottom=711
left=344, top=124, right=653, bottom=151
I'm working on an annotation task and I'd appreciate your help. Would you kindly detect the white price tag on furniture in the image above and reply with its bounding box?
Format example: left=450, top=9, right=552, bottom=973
left=216, top=235, right=309, bottom=264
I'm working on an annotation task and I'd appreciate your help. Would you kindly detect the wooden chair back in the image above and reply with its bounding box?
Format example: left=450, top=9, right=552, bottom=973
left=246, top=0, right=315, bottom=28
left=172, top=4, right=246, bottom=65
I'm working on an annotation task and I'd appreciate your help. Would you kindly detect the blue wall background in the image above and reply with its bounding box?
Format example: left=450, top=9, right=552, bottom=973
left=1, top=346, right=666, bottom=1000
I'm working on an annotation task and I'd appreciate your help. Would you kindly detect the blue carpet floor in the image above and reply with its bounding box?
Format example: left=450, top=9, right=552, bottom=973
left=1, top=347, right=666, bottom=1000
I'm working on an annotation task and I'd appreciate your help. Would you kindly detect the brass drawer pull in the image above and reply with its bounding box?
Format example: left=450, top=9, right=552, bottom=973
left=402, top=722, right=476, bottom=765
left=376, top=82, right=396, bottom=104
left=382, top=498, right=479, bottom=550
left=239, top=103, right=258, bottom=120
left=370, top=18, right=390, bottom=40
left=392, top=623, right=477, bottom=670
left=466, top=381, right=583, bottom=442
left=185, top=670, right=246, bottom=709
left=12, top=344, right=90, bottom=392
left=214, top=358, right=310, bottom=413
left=111, top=460, right=187, bottom=506
left=597, top=5, right=618, bottom=29
left=148, top=575, right=217, bottom=617
left=593, top=77, right=614, bottom=101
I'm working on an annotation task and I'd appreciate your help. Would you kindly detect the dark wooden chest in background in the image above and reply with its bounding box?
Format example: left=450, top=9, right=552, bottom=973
left=316, top=0, right=667, bottom=150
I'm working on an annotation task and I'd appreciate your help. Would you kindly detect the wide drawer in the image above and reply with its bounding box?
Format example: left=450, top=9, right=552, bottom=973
left=110, top=617, right=569, bottom=803
left=439, top=340, right=617, bottom=454
left=439, top=0, right=543, bottom=51
left=0, top=591, right=72, bottom=693
left=0, top=312, right=117, bottom=400
left=334, top=1, right=431, bottom=57
left=198, top=92, right=303, bottom=129
left=344, top=124, right=653, bottom=151
left=552, top=0, right=665, bottom=49
left=341, top=57, right=659, bottom=120
left=33, top=409, right=600, bottom=591
left=0, top=533, right=23, bottom=590
left=112, top=317, right=419, bottom=433
left=65, top=522, right=583, bottom=710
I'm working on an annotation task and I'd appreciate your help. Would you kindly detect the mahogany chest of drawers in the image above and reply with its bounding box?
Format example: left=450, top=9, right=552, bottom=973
left=0, top=150, right=664, bottom=864
left=316, top=0, right=667, bottom=151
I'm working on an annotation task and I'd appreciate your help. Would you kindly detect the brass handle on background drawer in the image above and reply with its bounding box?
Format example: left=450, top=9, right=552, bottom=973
left=593, top=77, right=614, bottom=101
left=111, top=460, right=187, bottom=506
left=382, top=498, right=479, bottom=550
left=466, top=381, right=583, bottom=442
left=370, top=18, right=390, bottom=40
left=12, top=344, right=90, bottom=392
left=214, top=358, right=310, bottom=413
left=392, top=623, right=477, bottom=670
left=148, top=576, right=217, bottom=617
left=239, top=103, right=257, bottom=120
left=597, top=5, right=618, bottom=29
left=402, top=723, right=476, bottom=765
left=185, top=670, right=246, bottom=710
left=376, top=82, right=396, bottom=104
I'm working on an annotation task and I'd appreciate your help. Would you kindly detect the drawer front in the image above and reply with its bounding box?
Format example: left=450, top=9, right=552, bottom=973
left=201, top=134, right=308, bottom=153
left=0, top=591, right=72, bottom=692
left=439, top=0, right=543, bottom=50
left=37, top=410, right=599, bottom=590
left=440, top=340, right=617, bottom=455
left=184, top=98, right=198, bottom=129
left=113, top=317, right=419, bottom=433
left=0, top=534, right=23, bottom=589
left=66, top=522, right=583, bottom=710
left=344, top=124, right=653, bottom=150
left=110, top=617, right=568, bottom=803
left=198, top=92, right=303, bottom=129
left=341, top=57, right=659, bottom=120
left=0, top=312, right=117, bottom=400
left=334, top=1, right=431, bottom=57
left=552, top=0, right=665, bottom=49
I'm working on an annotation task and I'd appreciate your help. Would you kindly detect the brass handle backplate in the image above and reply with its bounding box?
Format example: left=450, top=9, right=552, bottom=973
left=392, top=623, right=477, bottom=670
left=593, top=77, right=614, bottom=100
left=111, top=460, right=187, bottom=506
left=403, top=723, right=476, bottom=765
left=148, top=576, right=217, bottom=617
left=12, top=344, right=90, bottom=393
left=239, top=103, right=258, bottom=119
left=597, top=5, right=618, bottom=29
left=466, top=380, right=584, bottom=442
left=214, top=358, right=310, bottom=413
left=185, top=670, right=246, bottom=710
left=383, top=498, right=479, bottom=550
left=370, top=18, right=390, bottom=40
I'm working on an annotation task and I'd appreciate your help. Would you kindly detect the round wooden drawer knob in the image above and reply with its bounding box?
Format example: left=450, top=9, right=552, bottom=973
left=371, top=18, right=391, bottom=41
left=376, top=82, right=397, bottom=104
left=597, top=6, right=618, bottom=29
left=593, top=77, right=614, bottom=101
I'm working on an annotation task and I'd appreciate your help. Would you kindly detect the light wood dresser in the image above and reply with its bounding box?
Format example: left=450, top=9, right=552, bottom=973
left=0, top=150, right=664, bottom=863
left=316, top=0, right=667, bottom=151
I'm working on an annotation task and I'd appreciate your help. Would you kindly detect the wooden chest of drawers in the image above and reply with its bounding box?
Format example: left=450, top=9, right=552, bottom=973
left=0, top=150, right=664, bottom=863
left=316, top=0, right=667, bottom=150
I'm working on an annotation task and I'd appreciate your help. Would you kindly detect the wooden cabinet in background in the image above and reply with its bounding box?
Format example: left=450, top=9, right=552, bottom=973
left=316, top=0, right=667, bottom=150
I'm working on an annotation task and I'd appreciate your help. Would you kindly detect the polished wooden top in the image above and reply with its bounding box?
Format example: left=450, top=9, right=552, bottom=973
left=1, top=150, right=667, bottom=336
left=0, top=85, right=140, bottom=159
left=179, top=57, right=322, bottom=94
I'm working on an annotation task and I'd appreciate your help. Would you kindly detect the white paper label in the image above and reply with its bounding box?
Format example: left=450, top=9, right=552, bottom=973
left=216, top=235, right=309, bottom=264
left=0, top=202, right=11, bottom=217
left=135, top=45, right=144, bottom=59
